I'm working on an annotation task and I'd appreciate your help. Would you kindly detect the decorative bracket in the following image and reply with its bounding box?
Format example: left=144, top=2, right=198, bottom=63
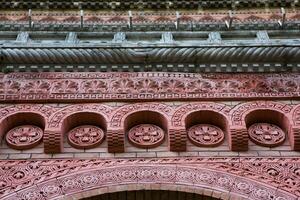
left=80, top=10, right=84, bottom=29
left=175, top=11, right=180, bottom=30
left=113, top=32, right=126, bottom=43
left=225, top=10, right=233, bottom=29
left=65, top=32, right=78, bottom=44
left=208, top=32, right=222, bottom=43
left=278, top=7, right=286, bottom=28
left=16, top=32, right=30, bottom=43
left=128, top=11, right=133, bottom=30
left=256, top=31, right=270, bottom=42
left=28, top=9, right=33, bottom=29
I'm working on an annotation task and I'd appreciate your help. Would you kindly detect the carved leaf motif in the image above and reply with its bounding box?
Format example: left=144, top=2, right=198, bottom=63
left=81, top=80, right=108, bottom=93
left=270, top=79, right=298, bottom=92
left=51, top=80, right=79, bottom=93
left=112, top=79, right=135, bottom=93
left=215, top=80, right=240, bottom=93
left=187, top=80, right=213, bottom=93
left=23, top=81, right=51, bottom=93
left=160, top=79, right=185, bottom=93
left=135, top=79, right=159, bottom=93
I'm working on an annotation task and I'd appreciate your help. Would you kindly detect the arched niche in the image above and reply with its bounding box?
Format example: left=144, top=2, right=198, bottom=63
left=60, top=112, right=107, bottom=150
left=0, top=112, right=45, bottom=150
left=245, top=109, right=291, bottom=148
left=184, top=110, right=229, bottom=148
left=124, top=111, right=168, bottom=149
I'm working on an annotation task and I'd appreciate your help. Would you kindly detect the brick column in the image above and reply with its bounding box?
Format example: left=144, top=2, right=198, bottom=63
left=228, top=126, right=248, bottom=151
left=169, top=128, right=187, bottom=152
left=44, top=129, right=62, bottom=153
left=290, top=127, right=300, bottom=151
left=107, top=129, right=125, bottom=153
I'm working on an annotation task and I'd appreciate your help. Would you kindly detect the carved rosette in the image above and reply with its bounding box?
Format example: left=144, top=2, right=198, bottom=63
left=187, top=124, right=224, bottom=147
left=67, top=125, right=105, bottom=149
left=5, top=125, right=43, bottom=150
left=248, top=123, right=286, bottom=147
left=128, top=124, right=165, bottom=148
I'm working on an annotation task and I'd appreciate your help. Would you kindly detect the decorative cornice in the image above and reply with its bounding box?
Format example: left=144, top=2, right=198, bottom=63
left=1, top=46, right=300, bottom=72
left=0, top=72, right=299, bottom=102
left=0, top=9, right=300, bottom=31
left=0, top=0, right=298, bottom=10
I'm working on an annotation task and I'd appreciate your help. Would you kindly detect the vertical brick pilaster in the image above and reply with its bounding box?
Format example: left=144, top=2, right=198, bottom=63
left=290, top=127, right=300, bottom=151
left=229, top=127, right=248, bottom=151
left=43, top=129, right=62, bottom=154
left=107, top=129, right=124, bottom=153
left=169, top=128, right=187, bottom=152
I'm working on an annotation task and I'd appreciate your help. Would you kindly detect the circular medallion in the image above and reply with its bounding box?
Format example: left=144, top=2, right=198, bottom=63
left=187, top=124, right=224, bottom=147
left=6, top=125, right=43, bottom=150
left=67, top=125, right=105, bottom=149
left=128, top=124, right=165, bottom=148
left=248, top=123, right=285, bottom=147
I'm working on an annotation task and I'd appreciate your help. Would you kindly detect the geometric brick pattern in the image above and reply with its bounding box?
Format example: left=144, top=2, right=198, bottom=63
left=43, top=129, right=62, bottom=154
left=168, top=128, right=187, bottom=152
left=291, top=127, right=300, bottom=151
left=229, top=128, right=248, bottom=151
left=107, top=129, right=124, bottom=153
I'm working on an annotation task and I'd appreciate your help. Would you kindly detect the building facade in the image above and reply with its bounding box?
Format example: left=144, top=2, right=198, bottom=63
left=0, top=0, right=300, bottom=199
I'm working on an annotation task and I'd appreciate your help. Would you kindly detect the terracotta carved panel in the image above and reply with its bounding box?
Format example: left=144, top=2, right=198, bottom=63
left=67, top=125, right=105, bottom=149
left=187, top=124, right=224, bottom=147
left=248, top=123, right=286, bottom=147
left=5, top=125, right=43, bottom=150
left=128, top=124, right=165, bottom=148
left=1, top=73, right=300, bottom=102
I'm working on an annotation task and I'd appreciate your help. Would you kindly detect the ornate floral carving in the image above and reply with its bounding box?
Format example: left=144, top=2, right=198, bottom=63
left=135, top=79, right=159, bottom=93
left=186, top=80, right=213, bottom=93
left=22, top=81, right=50, bottom=93
left=5, top=125, right=43, bottom=150
left=248, top=123, right=286, bottom=147
left=80, top=80, right=107, bottom=93
left=0, top=157, right=298, bottom=200
left=171, top=102, right=230, bottom=127
left=48, top=104, right=111, bottom=129
left=187, top=124, right=224, bottom=147
left=1, top=73, right=300, bottom=102
left=112, top=79, right=135, bottom=93
left=110, top=103, right=172, bottom=128
left=67, top=125, right=105, bottom=149
left=51, top=80, right=79, bottom=93
left=128, top=124, right=165, bottom=148
left=230, top=101, right=292, bottom=126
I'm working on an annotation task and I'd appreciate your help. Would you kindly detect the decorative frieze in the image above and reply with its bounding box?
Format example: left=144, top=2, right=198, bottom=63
left=0, top=72, right=299, bottom=102
left=0, top=157, right=298, bottom=199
